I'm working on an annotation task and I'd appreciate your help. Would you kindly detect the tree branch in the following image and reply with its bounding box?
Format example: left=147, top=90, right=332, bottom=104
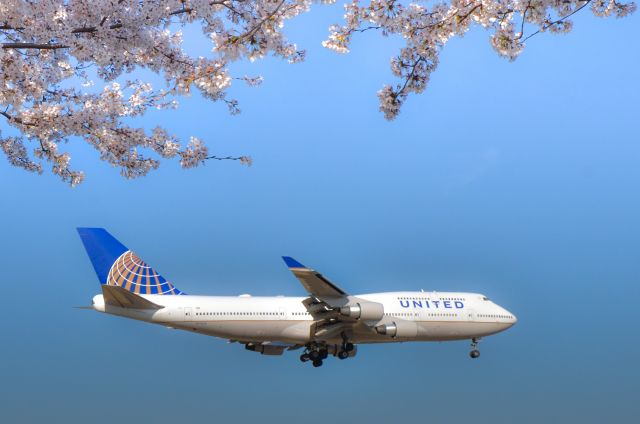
left=1, top=42, right=69, bottom=50
left=521, top=0, right=592, bottom=42
left=205, top=155, right=252, bottom=165
left=0, top=1, right=234, bottom=50
left=233, top=0, right=286, bottom=42
left=0, top=110, right=35, bottom=126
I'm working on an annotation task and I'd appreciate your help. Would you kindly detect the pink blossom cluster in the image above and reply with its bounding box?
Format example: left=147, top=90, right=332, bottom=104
left=1, top=0, right=310, bottom=184
left=0, top=0, right=634, bottom=185
left=322, top=0, right=635, bottom=120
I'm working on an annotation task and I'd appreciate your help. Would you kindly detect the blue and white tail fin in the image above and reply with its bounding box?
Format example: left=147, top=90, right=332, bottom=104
left=77, top=228, right=185, bottom=295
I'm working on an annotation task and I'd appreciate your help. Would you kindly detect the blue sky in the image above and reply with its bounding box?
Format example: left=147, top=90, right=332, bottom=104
left=1, top=6, right=639, bottom=423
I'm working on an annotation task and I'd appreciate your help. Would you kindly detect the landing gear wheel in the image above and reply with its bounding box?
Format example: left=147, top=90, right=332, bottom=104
left=300, top=353, right=310, bottom=362
left=469, top=337, right=481, bottom=359
left=344, top=342, right=354, bottom=352
left=309, top=350, right=320, bottom=361
left=319, top=349, right=329, bottom=360
left=338, top=350, right=349, bottom=360
left=312, top=359, right=323, bottom=367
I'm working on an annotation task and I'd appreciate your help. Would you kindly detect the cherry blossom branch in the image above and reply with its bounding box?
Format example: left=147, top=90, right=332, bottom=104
left=398, top=56, right=425, bottom=96
left=324, top=0, right=635, bottom=120
left=350, top=26, right=381, bottom=33
left=1, top=42, right=69, bottom=50
left=0, top=0, right=635, bottom=185
left=230, top=0, right=286, bottom=43
left=414, top=4, right=482, bottom=31
left=521, top=0, right=592, bottom=42
left=0, top=2, right=241, bottom=50
left=0, top=110, right=34, bottom=126
left=205, top=155, right=252, bottom=165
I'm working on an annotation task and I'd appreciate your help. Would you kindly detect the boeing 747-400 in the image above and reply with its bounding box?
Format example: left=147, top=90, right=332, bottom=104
left=77, top=228, right=517, bottom=367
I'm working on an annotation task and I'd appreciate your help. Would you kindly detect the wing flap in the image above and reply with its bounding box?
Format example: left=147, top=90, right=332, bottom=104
left=313, top=321, right=346, bottom=339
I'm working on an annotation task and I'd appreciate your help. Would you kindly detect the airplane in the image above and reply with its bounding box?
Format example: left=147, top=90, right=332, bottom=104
left=77, top=227, right=517, bottom=367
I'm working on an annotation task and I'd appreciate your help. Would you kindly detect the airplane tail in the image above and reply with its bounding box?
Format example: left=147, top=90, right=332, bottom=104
left=77, top=228, right=185, bottom=295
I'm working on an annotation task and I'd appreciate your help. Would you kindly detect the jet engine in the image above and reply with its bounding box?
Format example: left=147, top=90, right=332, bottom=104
left=375, top=321, right=418, bottom=338
left=339, top=302, right=384, bottom=320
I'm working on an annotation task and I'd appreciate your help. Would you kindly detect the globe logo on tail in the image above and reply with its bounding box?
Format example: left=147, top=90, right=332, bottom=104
left=106, top=250, right=184, bottom=295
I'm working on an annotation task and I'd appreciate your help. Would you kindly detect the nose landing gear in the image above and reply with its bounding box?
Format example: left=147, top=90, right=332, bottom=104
left=469, top=337, right=481, bottom=359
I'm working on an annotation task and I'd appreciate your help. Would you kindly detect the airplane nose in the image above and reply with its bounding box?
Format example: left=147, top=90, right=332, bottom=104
left=500, top=306, right=517, bottom=327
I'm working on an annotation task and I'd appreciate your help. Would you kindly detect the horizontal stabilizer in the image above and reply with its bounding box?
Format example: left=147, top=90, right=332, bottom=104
left=102, top=285, right=163, bottom=310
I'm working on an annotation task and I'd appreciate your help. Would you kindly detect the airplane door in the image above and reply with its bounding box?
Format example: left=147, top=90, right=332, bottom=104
left=184, top=307, right=193, bottom=321
left=278, top=307, right=286, bottom=320
left=466, top=309, right=476, bottom=322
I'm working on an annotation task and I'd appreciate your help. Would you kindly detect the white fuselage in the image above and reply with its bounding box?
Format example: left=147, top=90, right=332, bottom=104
left=92, top=291, right=517, bottom=345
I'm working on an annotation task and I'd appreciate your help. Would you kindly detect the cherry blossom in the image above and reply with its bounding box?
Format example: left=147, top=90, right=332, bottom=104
left=0, top=1, right=634, bottom=185
left=0, top=0, right=311, bottom=185
left=323, top=0, right=636, bottom=119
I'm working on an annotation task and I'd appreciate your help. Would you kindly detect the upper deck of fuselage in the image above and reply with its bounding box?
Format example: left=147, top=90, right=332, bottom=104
left=133, top=290, right=489, bottom=309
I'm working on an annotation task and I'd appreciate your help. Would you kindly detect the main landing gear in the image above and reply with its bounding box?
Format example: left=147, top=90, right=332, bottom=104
left=337, top=333, right=354, bottom=361
left=469, top=337, right=481, bottom=359
left=338, top=341, right=354, bottom=360
left=299, top=341, right=356, bottom=367
left=299, top=345, right=329, bottom=367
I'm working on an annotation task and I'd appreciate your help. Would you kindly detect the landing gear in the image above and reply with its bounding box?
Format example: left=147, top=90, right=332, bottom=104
left=304, top=344, right=324, bottom=367
left=301, top=340, right=356, bottom=367
left=469, top=337, right=481, bottom=359
left=338, top=332, right=355, bottom=357
left=337, top=340, right=354, bottom=360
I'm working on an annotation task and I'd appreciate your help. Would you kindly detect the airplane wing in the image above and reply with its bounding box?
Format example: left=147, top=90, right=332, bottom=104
left=282, top=257, right=370, bottom=341
left=282, top=256, right=347, bottom=297
left=281, top=257, right=390, bottom=343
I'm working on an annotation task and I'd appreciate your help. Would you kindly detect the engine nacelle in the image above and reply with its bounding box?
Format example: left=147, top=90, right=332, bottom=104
left=339, top=302, right=384, bottom=320
left=375, top=321, right=418, bottom=338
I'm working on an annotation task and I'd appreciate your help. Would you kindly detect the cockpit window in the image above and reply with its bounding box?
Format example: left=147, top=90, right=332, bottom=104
left=482, top=296, right=490, bottom=301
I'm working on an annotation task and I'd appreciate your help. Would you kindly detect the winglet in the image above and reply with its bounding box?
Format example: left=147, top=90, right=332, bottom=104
left=282, top=256, right=347, bottom=297
left=282, top=256, right=307, bottom=269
